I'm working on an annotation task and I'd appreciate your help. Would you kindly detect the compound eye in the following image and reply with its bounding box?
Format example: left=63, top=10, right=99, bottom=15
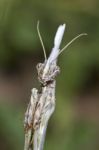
left=36, top=63, right=44, bottom=75
left=36, top=63, right=43, bottom=70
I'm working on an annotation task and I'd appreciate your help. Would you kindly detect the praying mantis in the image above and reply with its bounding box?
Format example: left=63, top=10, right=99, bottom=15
left=24, top=22, right=87, bottom=150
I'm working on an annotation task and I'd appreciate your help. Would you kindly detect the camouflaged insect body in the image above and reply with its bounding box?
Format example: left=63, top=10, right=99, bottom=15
left=24, top=24, right=66, bottom=150
left=24, top=23, right=87, bottom=150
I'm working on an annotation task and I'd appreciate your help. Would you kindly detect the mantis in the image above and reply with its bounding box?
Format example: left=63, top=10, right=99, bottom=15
left=24, top=22, right=87, bottom=150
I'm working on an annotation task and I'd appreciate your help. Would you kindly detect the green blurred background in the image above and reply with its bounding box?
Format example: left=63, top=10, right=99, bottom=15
left=0, top=0, right=99, bottom=150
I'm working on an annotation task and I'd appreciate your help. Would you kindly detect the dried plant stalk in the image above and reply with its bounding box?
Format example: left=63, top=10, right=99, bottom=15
left=24, top=22, right=87, bottom=150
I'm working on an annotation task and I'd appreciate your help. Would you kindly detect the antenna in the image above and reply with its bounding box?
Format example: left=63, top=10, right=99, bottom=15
left=51, top=33, right=87, bottom=62
left=59, top=33, right=87, bottom=56
left=37, top=21, right=47, bottom=60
